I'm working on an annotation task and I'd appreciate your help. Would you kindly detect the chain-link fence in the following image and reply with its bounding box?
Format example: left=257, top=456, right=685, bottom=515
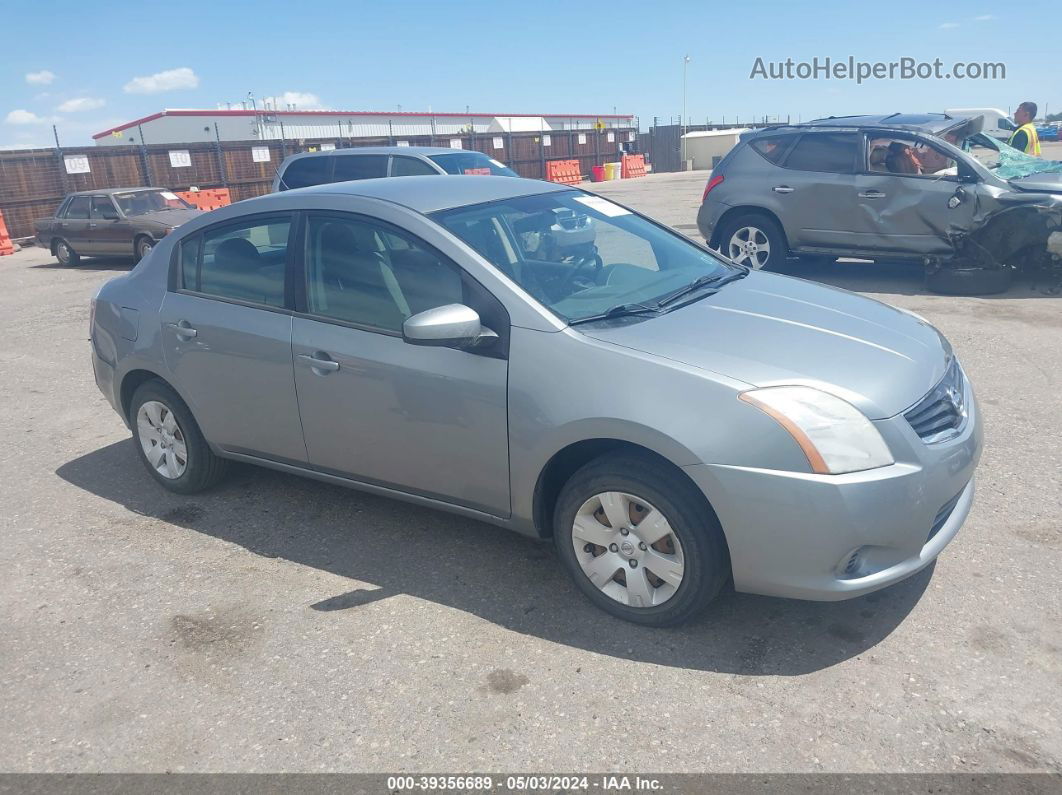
left=0, top=127, right=639, bottom=240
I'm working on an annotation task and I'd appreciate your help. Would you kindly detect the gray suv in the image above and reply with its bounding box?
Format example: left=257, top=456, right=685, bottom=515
left=697, top=113, right=1062, bottom=293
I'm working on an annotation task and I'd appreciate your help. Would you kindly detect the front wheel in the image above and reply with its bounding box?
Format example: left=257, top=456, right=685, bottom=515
left=553, top=454, right=730, bottom=626
left=130, top=380, right=229, bottom=494
left=135, top=236, right=155, bottom=263
left=716, top=213, right=787, bottom=271
left=55, top=238, right=80, bottom=266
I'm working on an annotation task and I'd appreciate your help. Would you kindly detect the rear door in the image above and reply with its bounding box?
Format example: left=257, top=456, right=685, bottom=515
left=61, top=195, right=92, bottom=252
left=290, top=211, right=510, bottom=515
left=160, top=213, right=307, bottom=464
left=773, top=131, right=862, bottom=249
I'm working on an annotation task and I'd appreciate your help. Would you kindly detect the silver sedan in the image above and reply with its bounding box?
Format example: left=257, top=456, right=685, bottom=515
left=89, top=175, right=982, bottom=626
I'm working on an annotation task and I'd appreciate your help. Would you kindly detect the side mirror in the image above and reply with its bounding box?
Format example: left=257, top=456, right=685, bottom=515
left=402, top=304, right=498, bottom=350
left=100, top=208, right=120, bottom=220
left=958, top=171, right=979, bottom=184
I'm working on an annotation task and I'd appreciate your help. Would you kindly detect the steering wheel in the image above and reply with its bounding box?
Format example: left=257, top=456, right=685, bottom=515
left=557, top=251, right=604, bottom=291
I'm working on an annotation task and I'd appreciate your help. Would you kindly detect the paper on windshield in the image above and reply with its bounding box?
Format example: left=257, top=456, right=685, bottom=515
left=160, top=191, right=179, bottom=200
left=572, top=195, right=631, bottom=217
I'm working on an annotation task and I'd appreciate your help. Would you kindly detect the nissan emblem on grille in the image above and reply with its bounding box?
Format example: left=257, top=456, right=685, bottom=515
left=904, top=359, right=967, bottom=444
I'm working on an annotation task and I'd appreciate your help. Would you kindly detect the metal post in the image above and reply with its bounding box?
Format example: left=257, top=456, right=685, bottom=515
left=681, top=55, right=690, bottom=165
left=137, top=124, right=153, bottom=186
left=280, top=120, right=287, bottom=159
left=52, top=125, right=68, bottom=194
left=214, top=123, right=229, bottom=189
left=388, top=119, right=394, bottom=146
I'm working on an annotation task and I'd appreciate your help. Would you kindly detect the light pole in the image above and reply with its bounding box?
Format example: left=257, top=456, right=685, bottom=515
left=681, top=55, right=691, bottom=166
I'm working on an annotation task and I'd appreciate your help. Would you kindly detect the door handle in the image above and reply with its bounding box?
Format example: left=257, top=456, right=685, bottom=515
left=772, top=186, right=795, bottom=194
left=297, top=353, right=340, bottom=373
left=88, top=223, right=97, bottom=229
left=166, top=321, right=197, bottom=340
left=858, top=190, right=887, bottom=199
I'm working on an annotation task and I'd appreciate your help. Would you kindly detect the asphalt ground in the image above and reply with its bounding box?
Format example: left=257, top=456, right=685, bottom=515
left=0, top=168, right=1059, bottom=774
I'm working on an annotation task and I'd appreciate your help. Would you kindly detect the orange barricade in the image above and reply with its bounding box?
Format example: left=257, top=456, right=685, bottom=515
left=0, top=210, right=14, bottom=256
left=176, top=188, right=232, bottom=211
left=545, top=159, right=582, bottom=185
left=621, top=154, right=647, bottom=179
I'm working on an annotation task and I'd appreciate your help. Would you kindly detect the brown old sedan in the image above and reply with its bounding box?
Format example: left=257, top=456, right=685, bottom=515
left=34, top=188, right=203, bottom=265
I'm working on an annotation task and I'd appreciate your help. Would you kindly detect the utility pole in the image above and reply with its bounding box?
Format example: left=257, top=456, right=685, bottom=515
left=681, top=55, right=691, bottom=166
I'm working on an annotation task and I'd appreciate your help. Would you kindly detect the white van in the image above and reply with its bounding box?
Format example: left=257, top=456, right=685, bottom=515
left=946, top=108, right=1017, bottom=141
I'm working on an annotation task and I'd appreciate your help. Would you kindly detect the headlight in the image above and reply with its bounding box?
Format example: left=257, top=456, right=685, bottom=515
left=739, top=386, right=894, bottom=474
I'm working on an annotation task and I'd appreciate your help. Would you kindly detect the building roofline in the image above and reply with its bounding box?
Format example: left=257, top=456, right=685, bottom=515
left=93, top=109, right=636, bottom=139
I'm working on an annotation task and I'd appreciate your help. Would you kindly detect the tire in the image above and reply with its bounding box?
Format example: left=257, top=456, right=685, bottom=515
left=54, top=238, right=80, bottom=267
left=716, top=212, right=787, bottom=271
left=926, top=266, right=1014, bottom=296
left=130, top=380, right=228, bottom=494
left=135, top=236, right=155, bottom=263
left=553, top=453, right=730, bottom=627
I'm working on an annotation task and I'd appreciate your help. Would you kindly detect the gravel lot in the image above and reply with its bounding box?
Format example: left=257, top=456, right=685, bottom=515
left=1, top=171, right=1059, bottom=774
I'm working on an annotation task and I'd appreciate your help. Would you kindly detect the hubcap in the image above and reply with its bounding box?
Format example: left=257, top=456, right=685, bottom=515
left=57, top=243, right=69, bottom=264
left=727, top=226, right=771, bottom=269
left=140, top=241, right=153, bottom=257
left=136, top=401, right=188, bottom=479
left=571, top=491, right=686, bottom=608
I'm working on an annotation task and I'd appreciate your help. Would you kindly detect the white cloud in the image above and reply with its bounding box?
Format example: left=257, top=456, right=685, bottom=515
left=939, top=21, right=960, bottom=28
left=25, top=70, right=56, bottom=85
left=262, top=91, right=325, bottom=110
left=4, top=109, right=52, bottom=125
left=974, top=13, right=995, bottom=20
left=57, top=97, right=106, bottom=113
left=123, top=67, right=199, bottom=94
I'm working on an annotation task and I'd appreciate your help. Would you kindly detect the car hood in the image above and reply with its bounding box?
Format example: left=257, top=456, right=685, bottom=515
left=579, top=271, right=950, bottom=419
left=1007, top=171, right=1062, bottom=193
left=130, top=208, right=203, bottom=227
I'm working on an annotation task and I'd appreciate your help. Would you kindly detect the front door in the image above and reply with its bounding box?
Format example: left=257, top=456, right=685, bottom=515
left=160, top=213, right=307, bottom=465
left=291, top=212, right=510, bottom=516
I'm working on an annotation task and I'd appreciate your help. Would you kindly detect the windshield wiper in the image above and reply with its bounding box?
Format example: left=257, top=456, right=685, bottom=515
left=568, top=302, right=660, bottom=326
left=655, top=269, right=749, bottom=308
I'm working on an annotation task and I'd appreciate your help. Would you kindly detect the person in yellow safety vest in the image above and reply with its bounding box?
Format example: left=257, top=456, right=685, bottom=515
left=1008, top=101, right=1042, bottom=155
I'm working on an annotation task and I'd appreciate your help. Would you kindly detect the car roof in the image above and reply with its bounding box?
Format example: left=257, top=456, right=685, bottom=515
left=754, top=113, right=977, bottom=136
left=281, top=146, right=480, bottom=163
left=67, top=187, right=165, bottom=196
left=256, top=174, right=570, bottom=214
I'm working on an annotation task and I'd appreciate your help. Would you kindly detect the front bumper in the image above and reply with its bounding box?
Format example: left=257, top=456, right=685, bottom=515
left=684, top=381, right=982, bottom=601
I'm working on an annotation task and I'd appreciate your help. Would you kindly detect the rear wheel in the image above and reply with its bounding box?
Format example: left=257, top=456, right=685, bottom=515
left=55, top=238, right=79, bottom=266
left=130, top=380, right=228, bottom=494
left=717, top=213, right=786, bottom=270
left=553, top=454, right=730, bottom=626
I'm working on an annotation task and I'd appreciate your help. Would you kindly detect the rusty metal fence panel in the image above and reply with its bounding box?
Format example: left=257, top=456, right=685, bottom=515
left=0, top=128, right=637, bottom=240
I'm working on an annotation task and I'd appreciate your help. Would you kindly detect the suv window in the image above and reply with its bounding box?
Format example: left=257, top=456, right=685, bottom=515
left=867, top=135, right=958, bottom=177
left=391, top=156, right=438, bottom=177
left=783, top=133, right=859, bottom=173
left=280, top=156, right=332, bottom=190
left=332, top=154, right=388, bottom=182
left=749, top=135, right=793, bottom=165
left=65, top=196, right=91, bottom=219
left=182, top=217, right=291, bottom=307
left=304, top=214, right=465, bottom=333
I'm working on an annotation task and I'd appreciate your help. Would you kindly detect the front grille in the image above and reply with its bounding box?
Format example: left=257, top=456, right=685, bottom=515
left=927, top=489, right=964, bottom=543
left=905, top=358, right=967, bottom=443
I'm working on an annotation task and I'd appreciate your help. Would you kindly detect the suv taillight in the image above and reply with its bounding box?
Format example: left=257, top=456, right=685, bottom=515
left=702, top=174, right=724, bottom=202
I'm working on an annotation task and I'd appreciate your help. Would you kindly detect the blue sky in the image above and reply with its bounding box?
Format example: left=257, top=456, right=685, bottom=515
left=2, top=0, right=1058, bottom=148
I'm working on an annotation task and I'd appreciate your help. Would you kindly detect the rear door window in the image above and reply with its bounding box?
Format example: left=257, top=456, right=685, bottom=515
left=783, top=133, right=859, bottom=173
left=280, top=156, right=332, bottom=190
left=65, top=196, right=91, bottom=218
left=331, top=154, right=388, bottom=182
left=182, top=216, right=291, bottom=307
left=391, top=156, right=438, bottom=177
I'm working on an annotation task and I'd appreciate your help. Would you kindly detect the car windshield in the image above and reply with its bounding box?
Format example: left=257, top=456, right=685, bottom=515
left=961, top=133, right=1062, bottom=178
left=432, top=191, right=735, bottom=323
left=112, top=189, right=193, bottom=216
left=427, top=152, right=518, bottom=176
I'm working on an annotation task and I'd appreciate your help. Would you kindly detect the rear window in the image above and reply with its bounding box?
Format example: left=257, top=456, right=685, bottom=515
left=279, top=156, right=332, bottom=190
left=783, top=133, right=859, bottom=173
left=332, top=154, right=388, bottom=182
left=749, top=135, right=793, bottom=165
left=427, top=152, right=517, bottom=176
